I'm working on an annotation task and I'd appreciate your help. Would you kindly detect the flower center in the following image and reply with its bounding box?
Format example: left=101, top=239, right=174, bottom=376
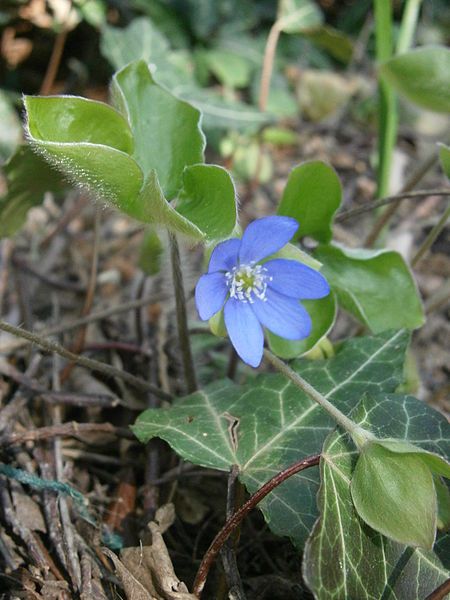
left=225, top=263, right=271, bottom=303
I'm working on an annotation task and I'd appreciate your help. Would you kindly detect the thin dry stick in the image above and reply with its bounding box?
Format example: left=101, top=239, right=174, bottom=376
left=60, top=209, right=100, bottom=382
left=411, top=202, right=450, bottom=267
left=168, top=232, right=197, bottom=394
left=192, top=454, right=320, bottom=597
left=364, top=152, right=438, bottom=247
left=0, top=320, right=171, bottom=400
left=258, top=20, right=282, bottom=112
left=1, top=422, right=133, bottom=446
left=0, top=292, right=167, bottom=354
left=40, top=29, right=68, bottom=95
left=336, top=189, right=450, bottom=222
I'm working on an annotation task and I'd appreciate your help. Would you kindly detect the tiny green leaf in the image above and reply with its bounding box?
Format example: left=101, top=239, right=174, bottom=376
left=277, top=161, right=342, bottom=243
left=111, top=60, right=205, bottom=199
left=175, top=164, right=237, bottom=240
left=380, top=46, right=450, bottom=113
left=315, top=243, right=425, bottom=332
left=267, top=293, right=336, bottom=359
left=138, top=228, right=163, bottom=276
left=375, top=439, right=450, bottom=480
left=0, top=145, right=64, bottom=238
left=351, top=441, right=437, bottom=549
left=438, top=143, right=450, bottom=179
left=277, top=0, right=323, bottom=33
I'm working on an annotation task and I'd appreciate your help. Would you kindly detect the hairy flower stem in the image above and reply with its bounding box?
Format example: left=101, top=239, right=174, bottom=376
left=192, top=454, right=320, bottom=597
left=264, top=349, right=372, bottom=448
left=168, top=232, right=198, bottom=394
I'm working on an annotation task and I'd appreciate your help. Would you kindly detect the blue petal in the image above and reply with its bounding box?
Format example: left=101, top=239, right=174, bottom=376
left=208, top=238, right=241, bottom=273
left=264, top=259, right=330, bottom=299
left=224, top=298, right=264, bottom=367
left=251, top=289, right=311, bottom=340
left=195, top=272, right=228, bottom=320
left=239, top=216, right=299, bottom=264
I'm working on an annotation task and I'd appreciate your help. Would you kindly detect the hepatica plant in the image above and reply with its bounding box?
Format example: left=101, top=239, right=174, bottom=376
left=195, top=216, right=330, bottom=366
left=20, top=58, right=450, bottom=597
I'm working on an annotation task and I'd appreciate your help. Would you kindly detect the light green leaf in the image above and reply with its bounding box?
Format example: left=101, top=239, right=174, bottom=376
left=25, top=94, right=145, bottom=221
left=100, top=17, right=170, bottom=71
left=380, top=46, right=450, bottom=113
left=111, top=60, right=205, bottom=199
left=277, top=0, right=323, bottom=34
left=315, top=243, right=425, bottom=332
left=374, top=439, right=450, bottom=479
left=175, top=164, right=237, bottom=240
left=303, top=396, right=450, bottom=599
left=438, top=143, right=450, bottom=179
left=25, top=95, right=134, bottom=152
left=277, top=161, right=342, bottom=243
left=199, top=49, right=253, bottom=88
left=435, top=476, right=450, bottom=531
left=267, top=293, right=336, bottom=359
left=134, top=330, right=409, bottom=548
left=0, top=145, right=65, bottom=238
left=351, top=441, right=437, bottom=549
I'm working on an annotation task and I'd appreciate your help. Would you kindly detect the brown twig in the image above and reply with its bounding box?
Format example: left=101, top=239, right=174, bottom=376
left=0, top=292, right=167, bottom=354
left=0, top=320, right=171, bottom=400
left=258, top=21, right=282, bottom=112
left=425, top=578, right=450, bottom=600
left=218, top=465, right=246, bottom=600
left=336, top=189, right=450, bottom=223
left=60, top=209, right=100, bottom=382
left=364, top=152, right=438, bottom=247
left=0, top=359, right=118, bottom=407
left=168, top=232, right=197, bottom=394
left=40, top=29, right=68, bottom=95
left=411, top=202, right=450, bottom=267
left=192, top=454, right=320, bottom=597
left=1, top=421, right=134, bottom=446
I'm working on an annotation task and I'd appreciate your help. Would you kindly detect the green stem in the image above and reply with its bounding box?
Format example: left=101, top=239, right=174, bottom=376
left=374, top=0, right=396, bottom=199
left=396, top=0, right=422, bottom=55
left=168, top=231, right=198, bottom=394
left=412, top=202, right=450, bottom=266
left=264, top=349, right=373, bottom=448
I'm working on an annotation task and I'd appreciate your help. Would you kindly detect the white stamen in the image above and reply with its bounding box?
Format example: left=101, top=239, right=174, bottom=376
left=225, top=263, right=272, bottom=303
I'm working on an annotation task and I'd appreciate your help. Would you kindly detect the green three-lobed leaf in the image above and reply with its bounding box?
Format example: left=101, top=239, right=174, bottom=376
left=23, top=60, right=237, bottom=241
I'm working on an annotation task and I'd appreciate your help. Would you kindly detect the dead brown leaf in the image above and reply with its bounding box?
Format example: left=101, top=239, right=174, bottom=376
left=103, top=504, right=197, bottom=600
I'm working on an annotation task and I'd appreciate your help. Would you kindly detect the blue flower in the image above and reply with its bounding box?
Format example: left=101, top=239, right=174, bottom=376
left=195, top=216, right=330, bottom=367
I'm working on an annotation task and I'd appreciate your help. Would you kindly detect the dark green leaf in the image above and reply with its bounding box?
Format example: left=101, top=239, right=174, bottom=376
left=315, top=244, right=425, bottom=332
left=100, top=17, right=170, bottom=71
left=134, top=331, right=409, bottom=548
left=380, top=46, right=450, bottom=113
left=0, top=145, right=64, bottom=238
left=277, top=161, right=342, bottom=243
